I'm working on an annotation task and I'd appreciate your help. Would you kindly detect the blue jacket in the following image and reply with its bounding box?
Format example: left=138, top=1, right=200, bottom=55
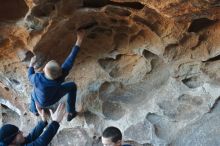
left=28, top=46, right=80, bottom=107
left=0, top=121, right=59, bottom=146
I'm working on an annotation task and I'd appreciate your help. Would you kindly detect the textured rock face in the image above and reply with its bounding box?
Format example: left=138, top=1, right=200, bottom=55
left=0, top=0, right=220, bottom=145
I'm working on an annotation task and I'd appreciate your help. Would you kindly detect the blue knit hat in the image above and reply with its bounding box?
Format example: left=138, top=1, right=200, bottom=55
left=0, top=124, right=19, bottom=145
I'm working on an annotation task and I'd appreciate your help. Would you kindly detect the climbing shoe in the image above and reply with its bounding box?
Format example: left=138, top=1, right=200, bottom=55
left=67, top=112, right=78, bottom=122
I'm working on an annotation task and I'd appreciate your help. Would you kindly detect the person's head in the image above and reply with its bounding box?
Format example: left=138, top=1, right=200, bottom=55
left=102, top=126, right=122, bottom=146
left=0, top=124, right=25, bottom=145
left=43, top=60, right=62, bottom=80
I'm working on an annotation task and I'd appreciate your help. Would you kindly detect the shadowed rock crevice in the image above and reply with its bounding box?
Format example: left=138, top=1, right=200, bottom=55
left=163, top=43, right=179, bottom=61
left=188, top=18, right=217, bottom=33
left=0, top=0, right=28, bottom=21
left=143, top=50, right=159, bottom=60
left=31, top=0, right=62, bottom=17
left=0, top=81, right=9, bottom=91
left=132, top=15, right=157, bottom=33
left=17, top=49, right=34, bottom=62
left=31, top=3, right=56, bottom=17
left=146, top=113, right=162, bottom=138
left=83, top=0, right=144, bottom=10
left=0, top=104, right=20, bottom=126
left=125, top=141, right=153, bottom=146
left=203, top=54, right=220, bottom=62
left=9, top=79, right=20, bottom=85
left=182, top=76, right=203, bottom=88
left=98, top=54, right=149, bottom=79
left=103, top=6, right=131, bottom=17
left=0, top=99, right=22, bottom=116
left=190, top=34, right=206, bottom=50
left=208, top=96, right=220, bottom=113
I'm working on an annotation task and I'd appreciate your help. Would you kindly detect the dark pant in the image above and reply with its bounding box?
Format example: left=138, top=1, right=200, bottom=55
left=30, top=82, right=77, bottom=114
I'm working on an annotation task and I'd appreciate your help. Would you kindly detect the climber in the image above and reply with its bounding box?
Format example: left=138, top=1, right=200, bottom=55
left=0, top=103, right=65, bottom=146
left=102, top=126, right=131, bottom=146
left=28, top=29, right=85, bottom=122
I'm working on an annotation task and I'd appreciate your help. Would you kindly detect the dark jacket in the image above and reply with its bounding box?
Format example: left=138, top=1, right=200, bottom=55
left=28, top=46, right=80, bottom=107
left=0, top=121, right=59, bottom=146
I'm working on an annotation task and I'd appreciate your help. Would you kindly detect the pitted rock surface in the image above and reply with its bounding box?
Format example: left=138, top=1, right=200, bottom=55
left=0, top=0, right=220, bottom=145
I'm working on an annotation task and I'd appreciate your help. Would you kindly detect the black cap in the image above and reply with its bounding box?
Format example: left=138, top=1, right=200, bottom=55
left=0, top=124, right=19, bottom=145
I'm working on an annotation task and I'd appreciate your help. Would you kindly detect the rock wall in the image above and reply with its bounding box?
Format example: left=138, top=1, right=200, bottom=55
left=0, top=0, right=220, bottom=145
